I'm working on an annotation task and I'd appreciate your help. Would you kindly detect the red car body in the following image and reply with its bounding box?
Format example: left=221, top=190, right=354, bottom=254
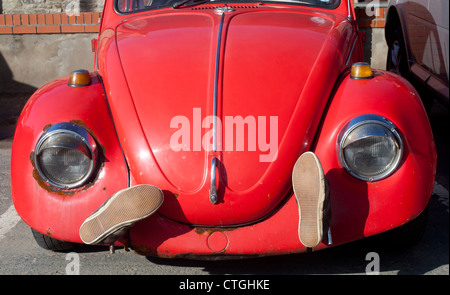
left=11, top=0, right=436, bottom=258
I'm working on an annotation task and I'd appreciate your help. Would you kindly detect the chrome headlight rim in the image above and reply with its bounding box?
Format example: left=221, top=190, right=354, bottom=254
left=34, top=122, right=97, bottom=189
left=338, top=114, right=403, bottom=182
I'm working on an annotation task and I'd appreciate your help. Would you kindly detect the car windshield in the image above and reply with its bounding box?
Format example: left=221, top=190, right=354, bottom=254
left=115, top=0, right=340, bottom=13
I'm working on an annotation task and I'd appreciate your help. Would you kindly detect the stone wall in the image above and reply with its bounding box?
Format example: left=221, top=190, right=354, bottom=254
left=0, top=0, right=103, bottom=93
left=1, top=0, right=104, bottom=14
left=0, top=33, right=97, bottom=93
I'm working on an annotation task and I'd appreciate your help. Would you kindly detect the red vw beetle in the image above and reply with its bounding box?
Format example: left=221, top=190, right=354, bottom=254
left=11, top=0, right=436, bottom=258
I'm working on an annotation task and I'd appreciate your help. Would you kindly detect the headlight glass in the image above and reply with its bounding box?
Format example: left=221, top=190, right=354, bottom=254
left=35, top=123, right=97, bottom=189
left=338, top=115, right=403, bottom=181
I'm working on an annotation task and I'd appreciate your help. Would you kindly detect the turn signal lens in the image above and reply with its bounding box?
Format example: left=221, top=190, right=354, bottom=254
left=68, top=69, right=91, bottom=87
left=350, top=62, right=373, bottom=79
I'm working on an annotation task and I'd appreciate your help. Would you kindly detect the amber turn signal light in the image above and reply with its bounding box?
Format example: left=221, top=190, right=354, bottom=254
left=350, top=62, right=373, bottom=79
left=68, top=69, right=92, bottom=87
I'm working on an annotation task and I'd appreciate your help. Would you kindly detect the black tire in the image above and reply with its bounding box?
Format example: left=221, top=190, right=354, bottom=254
left=31, top=228, right=76, bottom=252
left=381, top=205, right=429, bottom=249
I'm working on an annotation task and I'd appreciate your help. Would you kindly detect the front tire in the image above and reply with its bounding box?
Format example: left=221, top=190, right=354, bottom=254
left=382, top=205, right=429, bottom=248
left=31, top=228, right=75, bottom=252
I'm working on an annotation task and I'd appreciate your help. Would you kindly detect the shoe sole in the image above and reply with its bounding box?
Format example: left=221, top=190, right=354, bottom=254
left=292, top=152, right=326, bottom=248
left=79, top=185, right=164, bottom=245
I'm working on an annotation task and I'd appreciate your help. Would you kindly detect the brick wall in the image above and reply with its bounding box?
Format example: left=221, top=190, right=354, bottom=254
left=0, top=11, right=100, bottom=34
left=0, top=0, right=104, bottom=35
left=1, top=0, right=103, bottom=14
left=1, top=0, right=102, bottom=34
left=354, top=0, right=388, bottom=28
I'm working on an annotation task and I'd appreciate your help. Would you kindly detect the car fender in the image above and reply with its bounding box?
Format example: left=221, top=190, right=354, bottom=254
left=312, top=69, right=437, bottom=244
left=11, top=74, right=129, bottom=243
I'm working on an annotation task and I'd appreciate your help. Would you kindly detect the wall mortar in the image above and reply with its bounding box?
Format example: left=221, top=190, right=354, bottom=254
left=1, top=0, right=104, bottom=14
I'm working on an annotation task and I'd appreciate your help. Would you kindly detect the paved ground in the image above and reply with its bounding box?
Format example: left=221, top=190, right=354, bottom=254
left=0, top=93, right=448, bottom=277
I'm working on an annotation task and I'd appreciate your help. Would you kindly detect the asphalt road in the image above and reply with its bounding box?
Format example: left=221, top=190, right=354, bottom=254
left=0, top=94, right=448, bottom=277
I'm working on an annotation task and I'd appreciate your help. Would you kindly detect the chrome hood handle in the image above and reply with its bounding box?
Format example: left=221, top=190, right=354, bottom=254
left=209, top=157, right=218, bottom=205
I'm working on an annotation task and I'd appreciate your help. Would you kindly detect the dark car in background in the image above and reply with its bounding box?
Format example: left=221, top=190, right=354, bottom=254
left=385, top=0, right=449, bottom=109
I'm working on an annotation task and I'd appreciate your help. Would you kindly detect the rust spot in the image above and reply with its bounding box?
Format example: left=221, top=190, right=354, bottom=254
left=32, top=168, right=66, bottom=196
left=43, top=124, right=52, bottom=132
left=132, top=245, right=158, bottom=257
left=194, top=226, right=238, bottom=235
left=29, top=151, right=35, bottom=166
left=46, top=228, right=53, bottom=237
left=195, top=228, right=214, bottom=235
left=132, top=246, right=146, bottom=255
left=69, top=119, right=106, bottom=156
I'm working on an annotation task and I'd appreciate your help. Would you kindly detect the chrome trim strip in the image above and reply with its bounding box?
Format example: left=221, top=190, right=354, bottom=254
left=327, top=228, right=333, bottom=245
left=347, top=0, right=353, bottom=22
left=346, top=34, right=358, bottom=66
left=209, top=12, right=226, bottom=204
left=212, top=12, right=225, bottom=152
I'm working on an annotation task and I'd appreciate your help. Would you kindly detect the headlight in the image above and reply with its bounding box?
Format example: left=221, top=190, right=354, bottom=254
left=338, top=114, right=403, bottom=181
left=34, top=122, right=98, bottom=189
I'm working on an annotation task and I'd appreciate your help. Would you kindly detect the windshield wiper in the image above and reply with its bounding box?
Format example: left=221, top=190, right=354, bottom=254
left=173, top=0, right=211, bottom=9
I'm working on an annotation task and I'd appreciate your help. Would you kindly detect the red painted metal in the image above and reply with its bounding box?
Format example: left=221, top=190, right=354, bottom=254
left=103, top=3, right=360, bottom=225
left=11, top=75, right=129, bottom=243
left=126, top=70, right=436, bottom=258
left=10, top=0, right=437, bottom=258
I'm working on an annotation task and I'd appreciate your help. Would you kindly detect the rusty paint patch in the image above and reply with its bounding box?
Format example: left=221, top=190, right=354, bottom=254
left=32, top=167, right=75, bottom=197
left=69, top=119, right=106, bottom=156
left=30, top=152, right=104, bottom=197
left=194, top=226, right=238, bottom=235
left=132, top=245, right=156, bottom=257
left=195, top=228, right=214, bottom=235
left=43, top=124, right=52, bottom=132
left=46, top=228, right=53, bottom=237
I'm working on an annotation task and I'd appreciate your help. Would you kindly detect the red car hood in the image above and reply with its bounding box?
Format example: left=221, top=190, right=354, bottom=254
left=112, top=8, right=350, bottom=225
